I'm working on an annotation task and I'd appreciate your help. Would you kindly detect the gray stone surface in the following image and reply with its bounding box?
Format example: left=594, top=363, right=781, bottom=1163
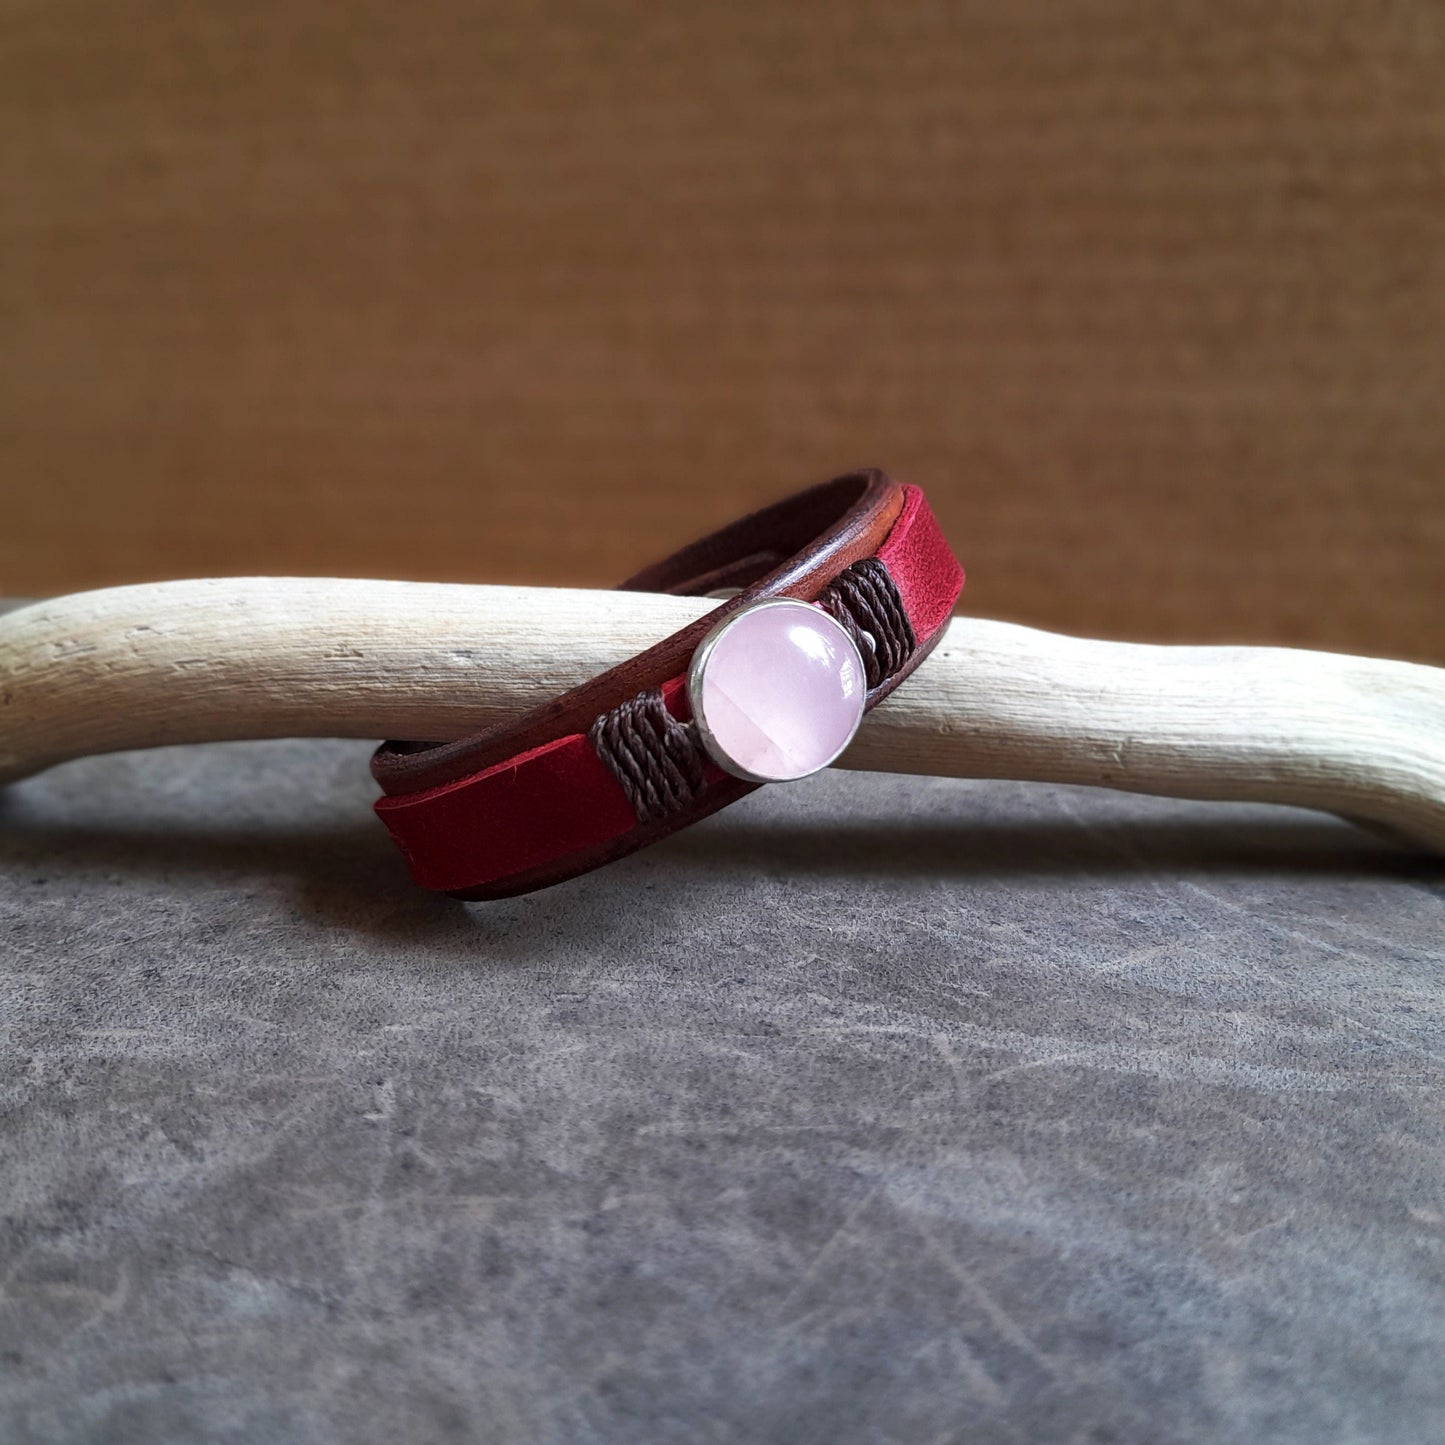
left=0, top=739, right=1442, bottom=1444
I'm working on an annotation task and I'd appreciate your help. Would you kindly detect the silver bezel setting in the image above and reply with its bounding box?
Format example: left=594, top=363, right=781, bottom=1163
left=686, top=598, right=868, bottom=785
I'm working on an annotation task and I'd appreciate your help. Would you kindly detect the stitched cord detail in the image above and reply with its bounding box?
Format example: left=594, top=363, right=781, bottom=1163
left=817, top=557, right=916, bottom=689
left=589, top=688, right=708, bottom=825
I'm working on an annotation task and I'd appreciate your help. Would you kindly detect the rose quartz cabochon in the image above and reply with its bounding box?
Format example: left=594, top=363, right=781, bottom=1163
left=692, top=603, right=866, bottom=782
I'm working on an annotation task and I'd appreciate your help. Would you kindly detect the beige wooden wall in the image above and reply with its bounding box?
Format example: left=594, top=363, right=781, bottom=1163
left=3, top=2, right=1443, bottom=659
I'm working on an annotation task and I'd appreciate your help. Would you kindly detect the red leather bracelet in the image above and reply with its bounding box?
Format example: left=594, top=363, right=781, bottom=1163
left=372, top=470, right=965, bottom=900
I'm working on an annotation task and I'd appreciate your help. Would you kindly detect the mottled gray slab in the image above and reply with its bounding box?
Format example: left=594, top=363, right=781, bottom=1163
left=0, top=740, right=1442, bottom=1445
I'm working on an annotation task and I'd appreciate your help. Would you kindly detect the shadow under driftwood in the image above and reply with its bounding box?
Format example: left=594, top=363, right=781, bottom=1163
left=0, top=742, right=1435, bottom=894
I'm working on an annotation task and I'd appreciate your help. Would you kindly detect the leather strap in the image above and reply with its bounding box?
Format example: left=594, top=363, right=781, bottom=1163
left=372, top=470, right=964, bottom=899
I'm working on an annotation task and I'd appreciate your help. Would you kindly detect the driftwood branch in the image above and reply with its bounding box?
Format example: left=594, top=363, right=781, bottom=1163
left=2, top=579, right=1443, bottom=853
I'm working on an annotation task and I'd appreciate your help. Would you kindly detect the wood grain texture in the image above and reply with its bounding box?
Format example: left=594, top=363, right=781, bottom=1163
left=3, top=580, right=1443, bottom=854
left=2, top=2, right=1443, bottom=657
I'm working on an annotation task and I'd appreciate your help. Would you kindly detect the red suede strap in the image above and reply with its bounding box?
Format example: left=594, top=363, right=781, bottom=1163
left=375, top=484, right=963, bottom=897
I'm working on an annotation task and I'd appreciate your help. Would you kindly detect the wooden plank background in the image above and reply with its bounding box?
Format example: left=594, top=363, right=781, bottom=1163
left=3, top=1, right=1443, bottom=659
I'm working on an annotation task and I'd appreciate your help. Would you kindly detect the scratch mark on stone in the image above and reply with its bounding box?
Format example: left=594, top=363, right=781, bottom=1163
left=912, top=1219, right=1060, bottom=1381
left=362, top=1078, right=395, bottom=1123
left=978, top=1050, right=1084, bottom=1085
left=1091, top=940, right=1178, bottom=976
left=775, top=1179, right=884, bottom=1317
left=809, top=1021, right=1436, bottom=1093
left=1182, top=880, right=1445, bottom=1069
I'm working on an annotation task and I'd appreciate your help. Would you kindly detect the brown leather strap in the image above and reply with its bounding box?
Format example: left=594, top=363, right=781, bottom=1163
left=374, top=470, right=905, bottom=795
left=371, top=469, right=964, bottom=899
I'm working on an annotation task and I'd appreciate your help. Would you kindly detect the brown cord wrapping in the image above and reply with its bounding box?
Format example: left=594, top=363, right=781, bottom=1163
left=589, top=688, right=709, bottom=825
left=818, top=557, right=916, bottom=689
left=592, top=557, right=916, bottom=824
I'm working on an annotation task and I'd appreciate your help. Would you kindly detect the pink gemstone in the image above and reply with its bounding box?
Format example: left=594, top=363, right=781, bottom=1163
left=688, top=600, right=867, bottom=783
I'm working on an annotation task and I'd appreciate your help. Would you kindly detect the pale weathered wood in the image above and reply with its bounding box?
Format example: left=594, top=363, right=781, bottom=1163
left=2, top=579, right=1443, bottom=852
